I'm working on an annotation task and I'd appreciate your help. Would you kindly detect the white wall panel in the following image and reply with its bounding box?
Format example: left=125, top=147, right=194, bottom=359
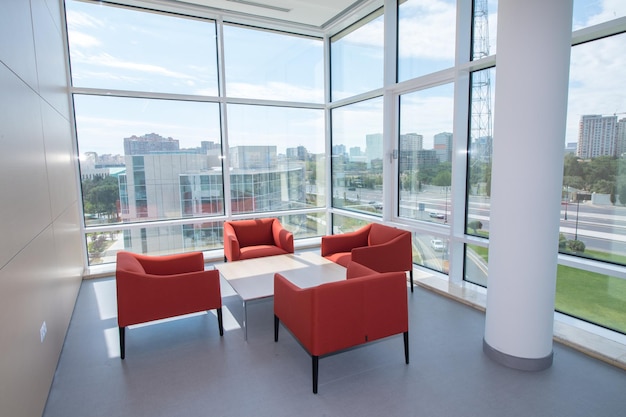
left=0, top=227, right=61, bottom=417
left=0, top=64, right=52, bottom=269
left=32, top=0, right=71, bottom=119
left=0, top=0, right=38, bottom=89
left=42, top=101, right=79, bottom=220
left=0, top=1, right=82, bottom=417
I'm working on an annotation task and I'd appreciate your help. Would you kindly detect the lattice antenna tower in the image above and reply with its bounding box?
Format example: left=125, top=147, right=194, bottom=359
left=470, top=0, right=493, bottom=164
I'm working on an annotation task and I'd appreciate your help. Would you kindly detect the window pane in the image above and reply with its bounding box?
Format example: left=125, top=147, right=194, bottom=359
left=75, top=95, right=223, bottom=225
left=223, top=24, right=323, bottom=103
left=66, top=0, right=218, bottom=96
left=331, top=214, right=370, bottom=234
left=227, top=104, right=325, bottom=215
left=331, top=10, right=384, bottom=101
left=467, top=67, right=495, bottom=237
left=573, top=0, right=626, bottom=30
left=398, top=84, right=454, bottom=224
left=331, top=97, right=384, bottom=216
left=556, top=265, right=626, bottom=334
left=398, top=0, right=456, bottom=82
left=278, top=212, right=327, bottom=239
left=562, top=33, right=626, bottom=265
left=465, top=243, right=488, bottom=286
left=413, top=233, right=449, bottom=273
left=471, top=0, right=498, bottom=59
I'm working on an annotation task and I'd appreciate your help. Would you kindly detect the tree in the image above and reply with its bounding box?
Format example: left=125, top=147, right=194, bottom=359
left=82, top=175, right=120, bottom=220
left=432, top=170, right=451, bottom=187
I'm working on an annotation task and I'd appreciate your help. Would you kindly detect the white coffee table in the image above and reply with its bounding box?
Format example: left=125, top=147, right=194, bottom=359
left=217, top=252, right=346, bottom=340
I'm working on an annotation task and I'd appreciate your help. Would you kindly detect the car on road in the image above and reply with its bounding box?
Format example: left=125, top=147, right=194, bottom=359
left=429, top=212, right=445, bottom=219
left=430, top=239, right=445, bottom=251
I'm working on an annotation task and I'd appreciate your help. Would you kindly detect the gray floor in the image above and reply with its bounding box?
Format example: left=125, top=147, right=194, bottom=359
left=43, top=275, right=626, bottom=417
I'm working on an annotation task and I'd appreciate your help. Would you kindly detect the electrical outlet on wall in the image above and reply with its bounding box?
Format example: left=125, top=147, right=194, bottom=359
left=40, top=321, right=47, bottom=343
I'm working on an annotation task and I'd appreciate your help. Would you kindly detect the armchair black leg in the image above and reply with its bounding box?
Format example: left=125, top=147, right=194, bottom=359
left=119, top=326, right=126, bottom=360
left=410, top=270, right=414, bottom=293
left=404, top=331, right=410, bottom=364
left=312, top=356, right=319, bottom=394
left=217, top=307, right=224, bottom=336
left=274, top=315, right=280, bottom=342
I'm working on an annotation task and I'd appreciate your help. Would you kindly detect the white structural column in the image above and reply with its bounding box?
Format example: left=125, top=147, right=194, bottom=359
left=484, top=0, right=573, bottom=370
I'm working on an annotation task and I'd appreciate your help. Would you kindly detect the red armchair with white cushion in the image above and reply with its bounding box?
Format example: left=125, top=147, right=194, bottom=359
left=321, top=223, right=414, bottom=291
left=223, top=218, right=294, bottom=262
left=116, top=251, right=223, bottom=359
left=274, top=261, right=409, bottom=393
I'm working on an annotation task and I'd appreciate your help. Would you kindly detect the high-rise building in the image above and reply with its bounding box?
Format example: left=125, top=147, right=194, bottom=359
left=365, top=133, right=383, bottom=169
left=434, top=132, right=453, bottom=163
left=576, top=114, right=618, bottom=159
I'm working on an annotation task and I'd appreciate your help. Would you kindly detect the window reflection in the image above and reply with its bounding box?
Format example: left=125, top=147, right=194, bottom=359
left=223, top=24, right=324, bottom=102
left=398, top=0, right=457, bottom=81
left=331, top=98, right=384, bottom=216
left=75, top=95, right=223, bottom=226
left=331, top=10, right=384, bottom=101
left=398, top=84, right=454, bottom=224
left=66, top=0, right=218, bottom=95
left=467, top=67, right=495, bottom=237
left=227, top=104, right=325, bottom=215
left=562, top=33, right=626, bottom=266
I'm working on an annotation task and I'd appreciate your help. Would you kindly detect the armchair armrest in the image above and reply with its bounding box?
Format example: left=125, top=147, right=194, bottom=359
left=223, top=222, right=241, bottom=261
left=274, top=273, right=313, bottom=348
left=272, top=220, right=294, bottom=253
left=117, top=269, right=221, bottom=327
left=320, top=225, right=371, bottom=257
left=351, top=233, right=412, bottom=273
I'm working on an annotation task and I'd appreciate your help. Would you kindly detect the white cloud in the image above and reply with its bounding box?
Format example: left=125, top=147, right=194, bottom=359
left=398, top=0, right=457, bottom=60
left=68, top=31, right=101, bottom=48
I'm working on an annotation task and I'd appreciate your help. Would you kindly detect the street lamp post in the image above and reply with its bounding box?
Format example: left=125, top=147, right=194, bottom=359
left=574, top=197, right=580, bottom=241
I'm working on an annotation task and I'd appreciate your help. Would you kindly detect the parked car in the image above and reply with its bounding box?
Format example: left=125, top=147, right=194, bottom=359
left=429, top=212, right=445, bottom=219
left=430, top=239, right=445, bottom=251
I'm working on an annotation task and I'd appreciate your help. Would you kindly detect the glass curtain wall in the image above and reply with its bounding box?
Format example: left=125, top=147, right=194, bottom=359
left=554, top=1, right=626, bottom=333
left=66, top=0, right=626, bottom=335
left=66, top=0, right=325, bottom=264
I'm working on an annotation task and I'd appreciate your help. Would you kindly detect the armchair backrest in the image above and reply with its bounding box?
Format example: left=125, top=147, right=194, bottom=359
left=117, top=251, right=205, bottom=275
left=227, top=218, right=277, bottom=248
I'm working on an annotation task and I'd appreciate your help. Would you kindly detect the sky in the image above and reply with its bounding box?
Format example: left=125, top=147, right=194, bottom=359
left=66, top=0, right=625, bottom=157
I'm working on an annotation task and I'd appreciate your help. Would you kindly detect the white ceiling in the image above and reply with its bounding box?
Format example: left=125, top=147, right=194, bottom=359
left=138, top=0, right=380, bottom=31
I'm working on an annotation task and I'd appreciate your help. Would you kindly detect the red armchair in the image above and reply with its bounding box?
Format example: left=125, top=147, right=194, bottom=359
left=116, top=251, right=223, bottom=359
left=274, top=261, right=409, bottom=394
left=223, top=218, right=294, bottom=262
left=321, top=223, right=414, bottom=291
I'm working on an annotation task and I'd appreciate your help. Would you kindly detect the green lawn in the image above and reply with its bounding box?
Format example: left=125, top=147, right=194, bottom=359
left=466, top=243, right=626, bottom=334
left=556, top=265, right=626, bottom=334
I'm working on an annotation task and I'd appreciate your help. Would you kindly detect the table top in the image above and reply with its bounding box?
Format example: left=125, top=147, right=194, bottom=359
left=217, top=252, right=346, bottom=302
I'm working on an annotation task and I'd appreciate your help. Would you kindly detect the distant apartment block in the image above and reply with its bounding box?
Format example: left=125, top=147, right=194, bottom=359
left=577, top=114, right=618, bottom=159
left=124, top=132, right=180, bottom=155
